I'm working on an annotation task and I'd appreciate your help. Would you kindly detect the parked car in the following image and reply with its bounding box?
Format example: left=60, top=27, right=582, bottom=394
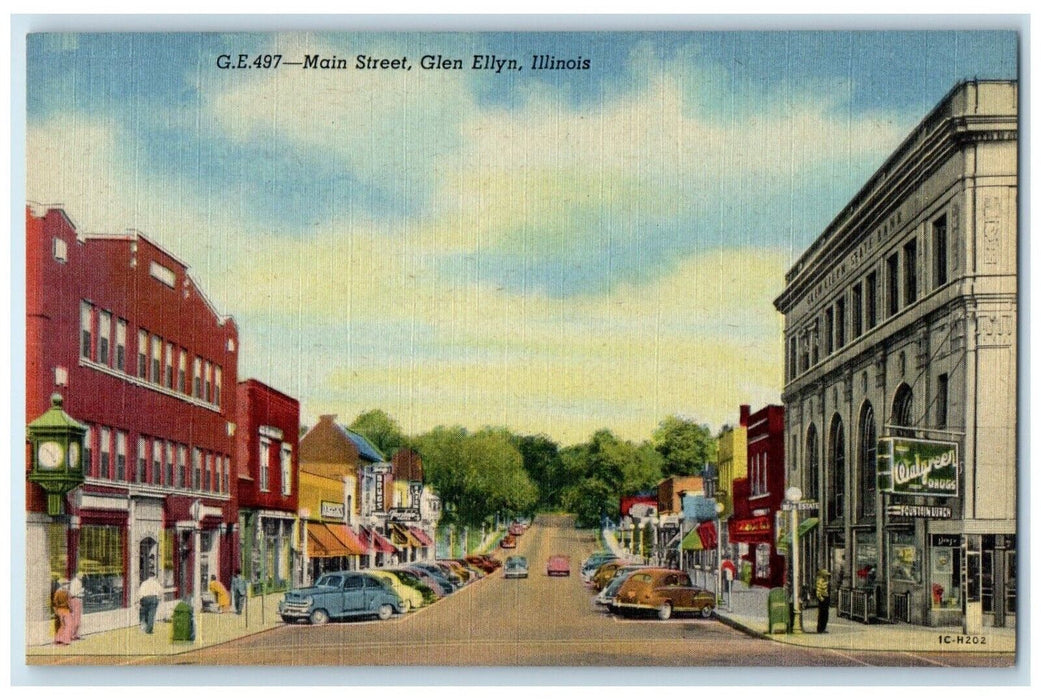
left=386, top=568, right=442, bottom=603
left=591, top=560, right=630, bottom=590
left=392, top=566, right=452, bottom=598
left=508, top=523, right=525, bottom=536
left=504, top=555, right=529, bottom=579
left=362, top=570, right=425, bottom=612
left=278, top=571, right=405, bottom=624
left=414, top=562, right=463, bottom=591
left=500, top=534, right=517, bottom=549
left=465, top=555, right=500, bottom=573
left=610, top=568, right=715, bottom=620
left=438, top=560, right=474, bottom=584
left=594, top=567, right=648, bottom=606
left=546, top=554, right=571, bottom=576
left=581, top=553, right=618, bottom=581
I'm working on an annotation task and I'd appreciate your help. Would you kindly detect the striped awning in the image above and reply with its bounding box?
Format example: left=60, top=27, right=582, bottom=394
left=326, top=523, right=367, bottom=556
left=360, top=526, right=397, bottom=554
left=408, top=526, right=434, bottom=547
left=391, top=523, right=423, bottom=547
left=307, top=523, right=351, bottom=558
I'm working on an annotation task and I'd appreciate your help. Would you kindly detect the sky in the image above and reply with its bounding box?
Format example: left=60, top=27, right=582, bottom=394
left=25, top=30, right=1018, bottom=445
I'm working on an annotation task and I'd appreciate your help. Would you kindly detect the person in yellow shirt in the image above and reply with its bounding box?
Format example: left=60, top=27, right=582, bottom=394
left=208, top=574, right=231, bottom=613
left=815, top=569, right=832, bottom=633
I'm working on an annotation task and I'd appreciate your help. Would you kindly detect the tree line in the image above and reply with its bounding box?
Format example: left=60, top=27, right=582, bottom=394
left=346, top=409, right=718, bottom=529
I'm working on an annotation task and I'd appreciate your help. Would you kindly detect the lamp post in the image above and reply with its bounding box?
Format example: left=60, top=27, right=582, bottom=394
left=785, top=486, right=804, bottom=634
left=715, top=501, right=725, bottom=606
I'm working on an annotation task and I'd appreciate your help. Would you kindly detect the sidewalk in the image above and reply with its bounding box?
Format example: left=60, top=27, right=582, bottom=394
left=600, top=528, right=1015, bottom=655
left=26, top=593, right=286, bottom=660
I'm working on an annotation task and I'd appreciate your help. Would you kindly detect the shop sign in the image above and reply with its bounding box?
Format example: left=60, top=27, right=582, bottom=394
left=877, top=438, right=959, bottom=497
left=932, top=534, right=961, bottom=548
left=781, top=500, right=818, bottom=511
left=387, top=507, right=421, bottom=522
left=320, top=500, right=345, bottom=520
left=409, top=480, right=423, bottom=507
left=886, top=504, right=952, bottom=519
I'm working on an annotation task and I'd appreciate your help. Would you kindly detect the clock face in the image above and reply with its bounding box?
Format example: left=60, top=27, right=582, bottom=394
left=38, top=441, right=64, bottom=469
left=68, top=442, right=81, bottom=469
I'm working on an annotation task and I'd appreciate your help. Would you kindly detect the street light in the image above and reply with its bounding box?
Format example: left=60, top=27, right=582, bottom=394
left=785, top=486, right=804, bottom=634
left=715, top=500, right=725, bottom=606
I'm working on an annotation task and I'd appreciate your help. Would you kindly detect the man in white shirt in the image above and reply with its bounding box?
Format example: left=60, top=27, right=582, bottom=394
left=137, top=574, right=162, bottom=634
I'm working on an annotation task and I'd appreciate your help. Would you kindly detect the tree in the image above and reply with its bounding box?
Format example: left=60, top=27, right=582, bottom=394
left=652, top=415, right=717, bottom=476
left=512, top=434, right=563, bottom=509
left=350, top=409, right=406, bottom=458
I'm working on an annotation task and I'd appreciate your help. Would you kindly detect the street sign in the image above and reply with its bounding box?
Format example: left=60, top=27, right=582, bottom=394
left=781, top=500, right=819, bottom=512
left=886, top=504, right=952, bottom=519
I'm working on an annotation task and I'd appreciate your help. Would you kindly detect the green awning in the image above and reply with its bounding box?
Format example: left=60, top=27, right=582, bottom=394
left=681, top=528, right=705, bottom=551
left=797, top=517, right=819, bottom=539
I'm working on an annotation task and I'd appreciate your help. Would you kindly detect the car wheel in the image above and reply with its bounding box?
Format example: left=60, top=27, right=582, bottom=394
left=658, top=602, right=673, bottom=621
left=309, top=608, right=330, bottom=626
left=700, top=604, right=715, bottom=619
left=377, top=603, right=394, bottom=621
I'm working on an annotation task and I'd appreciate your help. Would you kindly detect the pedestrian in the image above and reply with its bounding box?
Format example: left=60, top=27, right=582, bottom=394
left=815, top=568, right=832, bottom=633
left=231, top=569, right=247, bottom=615
left=137, top=573, right=162, bottom=634
left=52, top=582, right=73, bottom=645
left=68, top=572, right=85, bottom=640
left=208, top=574, right=231, bottom=613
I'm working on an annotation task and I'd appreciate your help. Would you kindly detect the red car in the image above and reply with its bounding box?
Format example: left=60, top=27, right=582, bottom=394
left=500, top=534, right=517, bottom=549
left=546, top=554, right=571, bottom=576
left=509, top=523, right=525, bottom=536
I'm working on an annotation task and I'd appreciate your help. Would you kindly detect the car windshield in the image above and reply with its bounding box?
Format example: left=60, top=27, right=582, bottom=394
left=506, top=557, right=527, bottom=567
left=314, top=574, right=343, bottom=588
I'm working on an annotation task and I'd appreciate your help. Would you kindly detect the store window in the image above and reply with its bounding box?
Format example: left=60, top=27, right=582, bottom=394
left=853, top=531, right=878, bottom=588
left=80, top=524, right=125, bottom=614
left=47, top=522, right=68, bottom=613
left=755, top=543, right=771, bottom=581
left=930, top=534, right=962, bottom=610
left=889, top=531, right=921, bottom=583
left=161, top=528, right=176, bottom=598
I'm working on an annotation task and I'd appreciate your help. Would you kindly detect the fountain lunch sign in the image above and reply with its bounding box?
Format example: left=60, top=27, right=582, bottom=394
left=877, top=437, right=959, bottom=498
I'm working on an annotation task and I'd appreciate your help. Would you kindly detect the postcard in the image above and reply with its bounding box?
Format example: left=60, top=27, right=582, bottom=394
left=20, top=26, right=1019, bottom=671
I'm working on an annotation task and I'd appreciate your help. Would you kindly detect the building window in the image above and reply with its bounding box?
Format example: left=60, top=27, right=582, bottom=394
left=192, top=448, right=202, bottom=490
left=98, top=311, right=112, bottom=365
left=151, top=335, right=162, bottom=384
left=933, top=214, right=948, bottom=288
left=936, top=373, right=949, bottom=429
left=204, top=361, right=212, bottom=403
left=866, top=272, right=878, bottom=329
left=165, top=343, right=175, bottom=388
left=80, top=302, right=94, bottom=359
left=281, top=445, right=292, bottom=497
left=828, top=415, right=845, bottom=524
left=83, top=425, right=94, bottom=478
left=904, top=239, right=918, bottom=306
left=99, top=427, right=111, bottom=480
left=152, top=439, right=162, bottom=485
left=178, top=350, right=187, bottom=393
left=177, top=445, right=187, bottom=489
left=788, top=337, right=797, bottom=380
left=165, top=441, right=174, bottom=487
left=53, top=237, right=68, bottom=262
left=115, top=319, right=127, bottom=371
left=223, top=457, right=230, bottom=495
left=836, top=297, right=846, bottom=348
left=259, top=438, right=271, bottom=492
left=805, top=425, right=819, bottom=501
left=203, top=453, right=211, bottom=491
left=193, top=358, right=202, bottom=398
left=858, top=403, right=876, bottom=520
left=214, top=366, right=222, bottom=407
left=824, top=308, right=834, bottom=356
left=892, top=384, right=915, bottom=437
left=115, top=431, right=127, bottom=481
left=136, top=437, right=147, bottom=483
left=851, top=283, right=862, bottom=338
left=138, top=330, right=148, bottom=379
left=79, top=525, right=125, bottom=614
left=887, top=253, right=900, bottom=317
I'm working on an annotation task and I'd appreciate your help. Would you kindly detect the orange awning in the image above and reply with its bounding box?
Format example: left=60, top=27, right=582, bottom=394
left=391, top=523, right=423, bottom=548
left=408, top=526, right=434, bottom=547
left=326, top=523, right=367, bottom=556
left=306, top=523, right=350, bottom=558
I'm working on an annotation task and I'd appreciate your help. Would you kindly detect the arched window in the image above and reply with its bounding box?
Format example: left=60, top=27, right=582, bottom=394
left=859, top=402, right=877, bottom=519
left=892, top=384, right=915, bottom=437
left=805, top=425, right=819, bottom=501
left=828, top=415, right=845, bottom=522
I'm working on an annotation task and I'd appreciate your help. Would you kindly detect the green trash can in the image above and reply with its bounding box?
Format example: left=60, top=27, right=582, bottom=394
left=171, top=600, right=195, bottom=642
left=767, top=587, right=789, bottom=634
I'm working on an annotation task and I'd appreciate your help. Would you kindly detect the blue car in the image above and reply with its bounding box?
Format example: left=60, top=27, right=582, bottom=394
left=278, top=571, right=405, bottom=624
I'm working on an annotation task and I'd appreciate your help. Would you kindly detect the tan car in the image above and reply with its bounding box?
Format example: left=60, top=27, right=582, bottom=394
left=611, top=568, right=716, bottom=620
left=591, top=560, right=629, bottom=590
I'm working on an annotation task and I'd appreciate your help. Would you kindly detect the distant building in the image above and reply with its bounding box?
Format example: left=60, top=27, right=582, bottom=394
left=774, top=81, right=1018, bottom=628
left=26, top=205, right=238, bottom=643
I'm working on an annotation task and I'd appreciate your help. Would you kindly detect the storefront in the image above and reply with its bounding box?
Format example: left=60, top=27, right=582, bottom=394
left=240, top=510, right=297, bottom=596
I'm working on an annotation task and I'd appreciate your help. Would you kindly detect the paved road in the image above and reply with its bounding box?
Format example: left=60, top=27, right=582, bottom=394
left=83, top=514, right=1000, bottom=667
left=32, top=515, right=1010, bottom=668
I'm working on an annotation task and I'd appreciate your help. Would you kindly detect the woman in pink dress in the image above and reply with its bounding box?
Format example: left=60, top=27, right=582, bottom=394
left=52, top=585, right=73, bottom=645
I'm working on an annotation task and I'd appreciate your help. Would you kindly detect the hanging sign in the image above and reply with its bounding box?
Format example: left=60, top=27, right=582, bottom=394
left=877, top=438, right=959, bottom=497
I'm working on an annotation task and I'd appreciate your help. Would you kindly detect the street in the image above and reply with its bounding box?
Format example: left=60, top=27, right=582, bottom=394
left=34, top=515, right=1013, bottom=667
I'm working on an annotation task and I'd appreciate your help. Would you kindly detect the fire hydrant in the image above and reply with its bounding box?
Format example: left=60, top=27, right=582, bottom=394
left=171, top=600, right=195, bottom=642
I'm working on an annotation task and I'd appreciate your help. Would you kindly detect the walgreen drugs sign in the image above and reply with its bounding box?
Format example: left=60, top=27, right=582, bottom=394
left=877, top=438, right=959, bottom=498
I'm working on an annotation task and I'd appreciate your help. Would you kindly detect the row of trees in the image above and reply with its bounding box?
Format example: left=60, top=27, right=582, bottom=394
left=346, top=409, right=718, bottom=529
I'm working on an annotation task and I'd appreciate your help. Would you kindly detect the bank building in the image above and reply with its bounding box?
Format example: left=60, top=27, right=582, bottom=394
left=773, top=80, right=1017, bottom=630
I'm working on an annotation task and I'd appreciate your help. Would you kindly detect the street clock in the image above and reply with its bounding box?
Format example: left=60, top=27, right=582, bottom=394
left=27, top=393, right=87, bottom=516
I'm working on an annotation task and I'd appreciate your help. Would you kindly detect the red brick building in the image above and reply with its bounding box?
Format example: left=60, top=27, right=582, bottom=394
left=26, top=205, right=238, bottom=642
left=235, top=379, right=300, bottom=595
left=728, top=404, right=786, bottom=588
